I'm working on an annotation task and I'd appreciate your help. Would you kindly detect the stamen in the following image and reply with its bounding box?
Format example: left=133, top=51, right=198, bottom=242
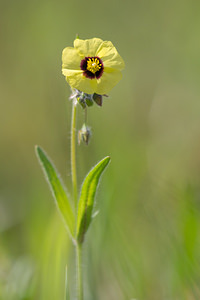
left=87, top=58, right=102, bottom=74
left=80, top=56, right=104, bottom=79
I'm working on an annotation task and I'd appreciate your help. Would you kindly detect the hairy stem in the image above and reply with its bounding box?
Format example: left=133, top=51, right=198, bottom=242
left=70, top=99, right=84, bottom=299
left=65, top=266, right=70, bottom=300
left=76, top=243, right=83, bottom=300
left=71, top=100, right=78, bottom=209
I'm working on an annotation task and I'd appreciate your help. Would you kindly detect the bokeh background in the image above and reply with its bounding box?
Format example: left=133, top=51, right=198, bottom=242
left=1, top=0, right=200, bottom=299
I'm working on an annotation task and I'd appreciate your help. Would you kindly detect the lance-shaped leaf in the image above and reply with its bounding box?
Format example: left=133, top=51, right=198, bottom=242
left=77, top=156, right=111, bottom=244
left=35, top=146, right=75, bottom=238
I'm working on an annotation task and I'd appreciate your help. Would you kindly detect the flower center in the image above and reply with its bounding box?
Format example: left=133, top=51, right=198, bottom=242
left=80, top=56, right=104, bottom=79
left=86, top=57, right=102, bottom=74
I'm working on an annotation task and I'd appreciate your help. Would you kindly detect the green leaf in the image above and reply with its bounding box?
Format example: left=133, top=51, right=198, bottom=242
left=77, top=156, right=111, bottom=244
left=35, top=146, right=75, bottom=238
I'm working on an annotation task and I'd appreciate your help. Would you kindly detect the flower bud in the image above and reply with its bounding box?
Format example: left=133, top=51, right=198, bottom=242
left=78, top=124, right=91, bottom=145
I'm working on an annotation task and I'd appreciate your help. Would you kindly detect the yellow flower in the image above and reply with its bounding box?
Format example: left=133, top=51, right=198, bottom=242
left=62, top=38, right=125, bottom=95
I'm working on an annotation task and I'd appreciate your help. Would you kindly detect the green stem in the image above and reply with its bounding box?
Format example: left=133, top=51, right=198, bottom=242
left=70, top=99, right=84, bottom=299
left=71, top=99, right=78, bottom=209
left=76, top=243, right=83, bottom=300
left=65, top=266, right=69, bottom=300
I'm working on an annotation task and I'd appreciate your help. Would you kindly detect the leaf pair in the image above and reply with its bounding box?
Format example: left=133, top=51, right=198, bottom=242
left=35, top=146, right=110, bottom=243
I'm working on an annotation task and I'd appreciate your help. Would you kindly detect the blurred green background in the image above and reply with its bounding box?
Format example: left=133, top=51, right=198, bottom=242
left=1, top=0, right=200, bottom=299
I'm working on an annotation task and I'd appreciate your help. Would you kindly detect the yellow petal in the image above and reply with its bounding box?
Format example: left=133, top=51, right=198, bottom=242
left=62, top=47, right=81, bottom=70
left=74, top=38, right=104, bottom=57
left=95, top=67, right=122, bottom=94
left=96, top=41, right=125, bottom=71
left=62, top=69, right=97, bottom=94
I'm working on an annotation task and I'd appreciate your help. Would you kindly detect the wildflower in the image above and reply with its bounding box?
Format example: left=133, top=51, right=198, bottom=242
left=62, top=38, right=124, bottom=95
